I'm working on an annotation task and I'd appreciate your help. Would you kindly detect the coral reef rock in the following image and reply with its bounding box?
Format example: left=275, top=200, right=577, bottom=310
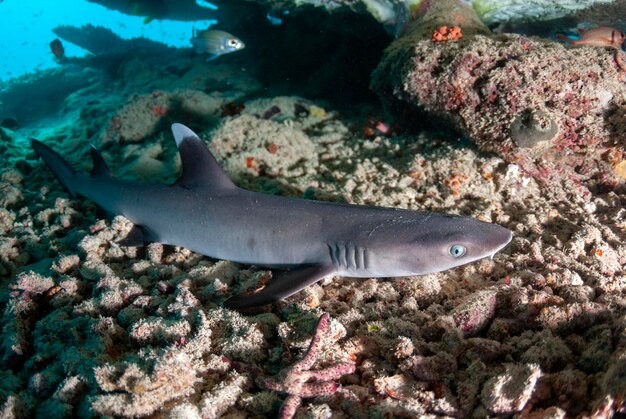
left=373, top=1, right=626, bottom=187
left=473, top=0, right=618, bottom=25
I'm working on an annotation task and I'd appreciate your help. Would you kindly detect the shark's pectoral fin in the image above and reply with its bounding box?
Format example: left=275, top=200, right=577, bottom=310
left=224, top=264, right=335, bottom=310
left=116, top=225, right=149, bottom=247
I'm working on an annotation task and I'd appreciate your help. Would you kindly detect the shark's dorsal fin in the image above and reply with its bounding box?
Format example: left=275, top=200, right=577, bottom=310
left=90, top=146, right=111, bottom=178
left=171, top=123, right=237, bottom=191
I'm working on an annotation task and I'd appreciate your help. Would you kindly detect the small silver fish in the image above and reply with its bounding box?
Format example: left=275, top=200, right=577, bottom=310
left=191, top=29, right=245, bottom=60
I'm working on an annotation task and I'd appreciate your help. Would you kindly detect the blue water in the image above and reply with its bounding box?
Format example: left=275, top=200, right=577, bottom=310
left=0, top=0, right=216, bottom=82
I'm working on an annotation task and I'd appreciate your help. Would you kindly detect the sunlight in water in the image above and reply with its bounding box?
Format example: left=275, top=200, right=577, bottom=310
left=0, top=0, right=217, bottom=81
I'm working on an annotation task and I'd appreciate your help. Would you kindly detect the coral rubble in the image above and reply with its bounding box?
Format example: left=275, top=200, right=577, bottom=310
left=0, top=1, right=625, bottom=417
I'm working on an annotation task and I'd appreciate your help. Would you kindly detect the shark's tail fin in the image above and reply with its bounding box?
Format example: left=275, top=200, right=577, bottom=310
left=31, top=139, right=80, bottom=198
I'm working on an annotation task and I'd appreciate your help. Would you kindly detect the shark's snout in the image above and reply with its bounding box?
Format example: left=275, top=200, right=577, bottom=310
left=487, top=225, right=513, bottom=257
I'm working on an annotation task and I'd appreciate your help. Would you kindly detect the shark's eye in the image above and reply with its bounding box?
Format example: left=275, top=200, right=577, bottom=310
left=449, top=244, right=467, bottom=258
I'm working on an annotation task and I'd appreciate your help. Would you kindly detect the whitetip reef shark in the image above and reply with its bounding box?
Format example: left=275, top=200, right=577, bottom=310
left=31, top=123, right=513, bottom=309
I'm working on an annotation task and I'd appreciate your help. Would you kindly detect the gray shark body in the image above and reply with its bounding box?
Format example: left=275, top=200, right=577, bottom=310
left=32, top=123, right=512, bottom=309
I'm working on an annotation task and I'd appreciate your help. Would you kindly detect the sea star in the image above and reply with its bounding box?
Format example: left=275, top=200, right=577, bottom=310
left=233, top=313, right=356, bottom=419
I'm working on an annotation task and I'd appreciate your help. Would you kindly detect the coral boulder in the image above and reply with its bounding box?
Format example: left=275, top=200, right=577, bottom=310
left=373, top=14, right=626, bottom=188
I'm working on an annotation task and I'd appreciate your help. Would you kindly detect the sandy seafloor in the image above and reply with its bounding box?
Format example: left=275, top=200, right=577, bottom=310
left=0, top=51, right=625, bottom=418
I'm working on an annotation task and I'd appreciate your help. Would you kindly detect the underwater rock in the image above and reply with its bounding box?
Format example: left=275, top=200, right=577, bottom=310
left=53, top=24, right=183, bottom=62
left=451, top=290, right=497, bottom=337
left=372, top=0, right=626, bottom=187
left=480, top=363, right=542, bottom=414
left=91, top=351, right=199, bottom=416
left=0, top=127, right=11, bottom=143
left=86, top=0, right=216, bottom=22
left=102, top=90, right=226, bottom=144
left=1, top=118, right=20, bottom=130
left=0, top=169, right=24, bottom=208
left=510, top=110, right=559, bottom=149
left=244, top=0, right=624, bottom=36
left=0, top=68, right=96, bottom=125
left=53, top=24, right=126, bottom=55
left=241, top=0, right=456, bottom=34
left=569, top=1, right=626, bottom=33
left=52, top=25, right=186, bottom=77
left=403, top=0, right=490, bottom=40
left=210, top=113, right=319, bottom=182
left=102, top=91, right=171, bottom=144
left=473, top=0, right=619, bottom=25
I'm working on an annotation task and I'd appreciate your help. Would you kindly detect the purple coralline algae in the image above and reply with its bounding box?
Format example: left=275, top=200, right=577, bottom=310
left=451, top=289, right=497, bottom=337
left=372, top=0, right=626, bottom=188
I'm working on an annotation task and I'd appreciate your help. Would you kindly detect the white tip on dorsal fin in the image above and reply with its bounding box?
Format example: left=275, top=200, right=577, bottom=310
left=171, top=123, right=198, bottom=147
left=170, top=123, right=237, bottom=191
